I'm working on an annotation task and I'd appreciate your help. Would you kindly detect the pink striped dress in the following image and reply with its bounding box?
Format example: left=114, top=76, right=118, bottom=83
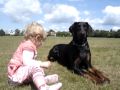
left=7, top=40, right=45, bottom=85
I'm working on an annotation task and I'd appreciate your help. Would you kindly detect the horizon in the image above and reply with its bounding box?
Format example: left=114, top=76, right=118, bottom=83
left=0, top=0, right=120, bottom=32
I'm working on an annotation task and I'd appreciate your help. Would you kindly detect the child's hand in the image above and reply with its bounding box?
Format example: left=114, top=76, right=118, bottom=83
left=44, top=61, right=51, bottom=68
left=40, top=61, right=51, bottom=68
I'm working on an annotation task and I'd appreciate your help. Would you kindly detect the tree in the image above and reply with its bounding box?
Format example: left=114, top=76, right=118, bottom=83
left=108, top=29, right=116, bottom=38
left=115, top=29, right=120, bottom=38
left=0, top=29, right=5, bottom=36
left=20, top=30, right=24, bottom=36
left=14, top=29, right=20, bottom=36
left=56, top=31, right=71, bottom=37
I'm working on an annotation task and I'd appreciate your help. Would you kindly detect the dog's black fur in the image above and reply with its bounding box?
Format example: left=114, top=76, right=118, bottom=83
left=48, top=22, right=110, bottom=84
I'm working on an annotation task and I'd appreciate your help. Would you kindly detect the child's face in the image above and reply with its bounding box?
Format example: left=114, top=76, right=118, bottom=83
left=35, top=34, right=43, bottom=48
left=36, top=41, right=42, bottom=48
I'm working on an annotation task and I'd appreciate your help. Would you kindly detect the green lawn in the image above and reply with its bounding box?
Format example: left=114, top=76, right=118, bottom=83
left=0, top=36, right=120, bottom=90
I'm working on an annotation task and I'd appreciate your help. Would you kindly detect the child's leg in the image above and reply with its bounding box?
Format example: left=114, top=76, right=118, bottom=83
left=8, top=66, right=32, bottom=85
left=31, top=67, right=62, bottom=90
left=45, top=74, right=59, bottom=84
left=8, top=66, right=45, bottom=89
left=47, top=82, right=62, bottom=90
left=10, top=66, right=62, bottom=90
left=39, top=82, right=62, bottom=90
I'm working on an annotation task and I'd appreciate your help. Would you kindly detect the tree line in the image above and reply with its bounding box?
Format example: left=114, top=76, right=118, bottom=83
left=56, top=29, right=120, bottom=38
left=0, top=29, right=24, bottom=36
left=89, top=29, right=120, bottom=38
left=0, top=28, right=120, bottom=38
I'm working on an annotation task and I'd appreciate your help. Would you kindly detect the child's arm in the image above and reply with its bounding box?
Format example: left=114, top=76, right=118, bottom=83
left=22, top=50, right=51, bottom=68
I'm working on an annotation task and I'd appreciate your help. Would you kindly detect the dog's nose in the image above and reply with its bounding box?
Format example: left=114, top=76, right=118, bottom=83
left=81, top=31, right=85, bottom=34
left=80, top=26, right=86, bottom=34
left=81, top=30, right=85, bottom=35
left=79, top=31, right=86, bottom=38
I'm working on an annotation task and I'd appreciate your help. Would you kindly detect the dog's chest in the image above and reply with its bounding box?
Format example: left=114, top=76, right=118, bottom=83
left=79, top=46, right=88, bottom=59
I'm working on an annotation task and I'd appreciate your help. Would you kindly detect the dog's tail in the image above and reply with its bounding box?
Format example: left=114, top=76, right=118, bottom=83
left=81, top=67, right=110, bottom=85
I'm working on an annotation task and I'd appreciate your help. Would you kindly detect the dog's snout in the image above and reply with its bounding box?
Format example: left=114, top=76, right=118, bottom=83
left=80, top=28, right=86, bottom=35
left=79, top=25, right=86, bottom=35
left=81, top=30, right=85, bottom=35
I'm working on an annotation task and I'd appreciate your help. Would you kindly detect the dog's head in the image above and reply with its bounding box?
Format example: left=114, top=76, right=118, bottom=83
left=69, top=22, right=93, bottom=41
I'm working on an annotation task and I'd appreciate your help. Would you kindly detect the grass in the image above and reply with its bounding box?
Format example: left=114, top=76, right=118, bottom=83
left=0, top=36, right=120, bottom=90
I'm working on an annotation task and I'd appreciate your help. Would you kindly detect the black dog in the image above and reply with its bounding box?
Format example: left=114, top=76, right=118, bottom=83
left=48, top=22, right=110, bottom=84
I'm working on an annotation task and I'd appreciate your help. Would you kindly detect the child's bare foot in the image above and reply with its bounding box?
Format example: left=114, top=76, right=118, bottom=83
left=48, top=82, right=62, bottom=90
left=40, top=61, right=51, bottom=68
left=45, top=74, right=59, bottom=84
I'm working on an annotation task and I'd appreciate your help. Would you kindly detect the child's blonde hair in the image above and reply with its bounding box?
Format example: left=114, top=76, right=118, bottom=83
left=24, top=22, right=46, bottom=41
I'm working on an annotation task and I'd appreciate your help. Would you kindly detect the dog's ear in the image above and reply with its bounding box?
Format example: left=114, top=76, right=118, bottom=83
left=69, top=23, right=74, bottom=33
left=86, top=22, right=93, bottom=32
left=69, top=22, right=78, bottom=33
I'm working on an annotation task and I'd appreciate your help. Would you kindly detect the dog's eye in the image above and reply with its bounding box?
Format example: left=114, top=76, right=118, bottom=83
left=83, top=25, right=86, bottom=27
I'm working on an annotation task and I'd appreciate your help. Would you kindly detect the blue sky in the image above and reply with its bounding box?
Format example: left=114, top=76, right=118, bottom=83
left=0, top=0, right=120, bottom=32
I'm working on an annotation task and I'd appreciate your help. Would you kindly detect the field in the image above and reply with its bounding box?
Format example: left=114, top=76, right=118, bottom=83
left=0, top=36, right=120, bottom=90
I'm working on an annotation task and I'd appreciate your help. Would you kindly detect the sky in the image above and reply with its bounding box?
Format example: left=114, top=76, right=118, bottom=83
left=0, top=0, right=120, bottom=33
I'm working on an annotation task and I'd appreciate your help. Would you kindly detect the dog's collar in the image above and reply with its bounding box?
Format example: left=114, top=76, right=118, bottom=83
left=71, top=41, right=87, bottom=47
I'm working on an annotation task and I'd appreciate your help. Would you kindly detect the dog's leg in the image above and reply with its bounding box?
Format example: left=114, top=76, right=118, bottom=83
left=73, top=64, right=104, bottom=84
left=73, top=58, right=85, bottom=75
left=86, top=52, right=110, bottom=84
left=73, top=64, right=85, bottom=75
left=73, top=65, right=101, bottom=84
left=89, top=67, right=110, bottom=84
left=82, top=70, right=103, bottom=84
left=87, top=67, right=110, bottom=84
